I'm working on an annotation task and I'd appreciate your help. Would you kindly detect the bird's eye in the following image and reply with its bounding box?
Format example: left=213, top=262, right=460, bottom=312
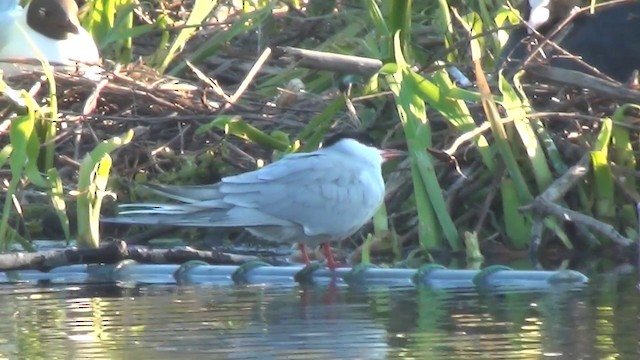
left=38, top=8, right=47, bottom=17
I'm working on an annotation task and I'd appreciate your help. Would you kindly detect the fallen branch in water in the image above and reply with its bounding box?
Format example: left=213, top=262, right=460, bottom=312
left=0, top=240, right=258, bottom=272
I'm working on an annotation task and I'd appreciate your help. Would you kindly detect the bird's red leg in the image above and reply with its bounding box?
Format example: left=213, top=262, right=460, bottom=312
left=321, top=242, right=338, bottom=270
left=298, top=242, right=311, bottom=265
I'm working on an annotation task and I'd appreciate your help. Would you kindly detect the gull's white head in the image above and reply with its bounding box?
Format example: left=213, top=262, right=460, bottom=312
left=527, top=0, right=551, bottom=33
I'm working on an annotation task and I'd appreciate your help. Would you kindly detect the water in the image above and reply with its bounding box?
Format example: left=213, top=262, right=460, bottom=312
left=0, top=273, right=637, bottom=359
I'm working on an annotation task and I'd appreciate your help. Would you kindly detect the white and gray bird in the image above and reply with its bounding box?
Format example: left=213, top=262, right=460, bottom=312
left=103, top=132, right=404, bottom=269
left=0, top=0, right=100, bottom=77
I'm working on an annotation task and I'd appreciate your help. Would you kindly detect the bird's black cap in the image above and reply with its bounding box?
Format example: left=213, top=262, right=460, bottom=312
left=322, top=131, right=376, bottom=148
left=27, top=0, right=80, bottom=40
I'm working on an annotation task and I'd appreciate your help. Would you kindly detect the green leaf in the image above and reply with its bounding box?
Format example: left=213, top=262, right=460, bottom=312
left=197, top=115, right=290, bottom=151
left=155, top=0, right=219, bottom=74
left=76, top=129, right=134, bottom=248
left=168, top=4, right=272, bottom=75
left=385, top=32, right=460, bottom=251
left=591, top=117, right=615, bottom=219
left=47, top=168, right=70, bottom=242
left=501, top=179, right=530, bottom=248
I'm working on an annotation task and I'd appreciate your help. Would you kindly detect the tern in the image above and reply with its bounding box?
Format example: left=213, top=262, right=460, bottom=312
left=103, top=132, right=405, bottom=269
left=0, top=0, right=100, bottom=77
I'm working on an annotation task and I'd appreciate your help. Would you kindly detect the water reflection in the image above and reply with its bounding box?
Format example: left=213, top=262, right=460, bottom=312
left=0, top=275, right=636, bottom=359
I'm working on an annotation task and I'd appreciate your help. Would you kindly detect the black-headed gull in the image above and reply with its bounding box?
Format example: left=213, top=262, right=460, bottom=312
left=500, top=0, right=640, bottom=82
left=0, top=0, right=100, bottom=77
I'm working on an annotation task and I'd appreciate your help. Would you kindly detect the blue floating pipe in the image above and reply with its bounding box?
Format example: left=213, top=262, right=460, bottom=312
left=344, top=265, right=418, bottom=288
left=0, top=262, right=590, bottom=292
left=176, top=264, right=235, bottom=285
left=111, top=260, right=180, bottom=284
left=47, top=264, right=93, bottom=284
left=473, top=266, right=589, bottom=291
left=419, top=269, right=481, bottom=290
left=5, top=265, right=94, bottom=284
left=232, top=264, right=302, bottom=286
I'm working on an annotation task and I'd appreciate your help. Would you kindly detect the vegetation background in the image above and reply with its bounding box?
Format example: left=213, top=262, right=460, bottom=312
left=0, top=0, right=636, bottom=269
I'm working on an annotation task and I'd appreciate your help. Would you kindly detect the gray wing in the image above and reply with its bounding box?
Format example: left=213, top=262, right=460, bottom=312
left=219, top=152, right=385, bottom=237
left=108, top=151, right=384, bottom=234
left=130, top=152, right=326, bottom=204
left=141, top=183, right=224, bottom=203
left=109, top=153, right=325, bottom=227
left=134, top=152, right=329, bottom=203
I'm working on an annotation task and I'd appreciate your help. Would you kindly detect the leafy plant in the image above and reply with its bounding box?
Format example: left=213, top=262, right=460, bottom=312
left=75, top=130, right=134, bottom=248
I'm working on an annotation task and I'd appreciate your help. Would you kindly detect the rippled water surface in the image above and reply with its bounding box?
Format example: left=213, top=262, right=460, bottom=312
left=0, top=272, right=638, bottom=359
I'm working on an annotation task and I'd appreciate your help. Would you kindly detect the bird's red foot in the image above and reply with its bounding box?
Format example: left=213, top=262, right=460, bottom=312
left=321, top=242, right=338, bottom=271
left=298, top=242, right=311, bottom=265
left=292, top=242, right=341, bottom=270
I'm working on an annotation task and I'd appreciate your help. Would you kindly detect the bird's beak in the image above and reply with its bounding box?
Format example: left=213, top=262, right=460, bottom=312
left=379, top=149, right=406, bottom=161
left=62, top=19, right=80, bottom=35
